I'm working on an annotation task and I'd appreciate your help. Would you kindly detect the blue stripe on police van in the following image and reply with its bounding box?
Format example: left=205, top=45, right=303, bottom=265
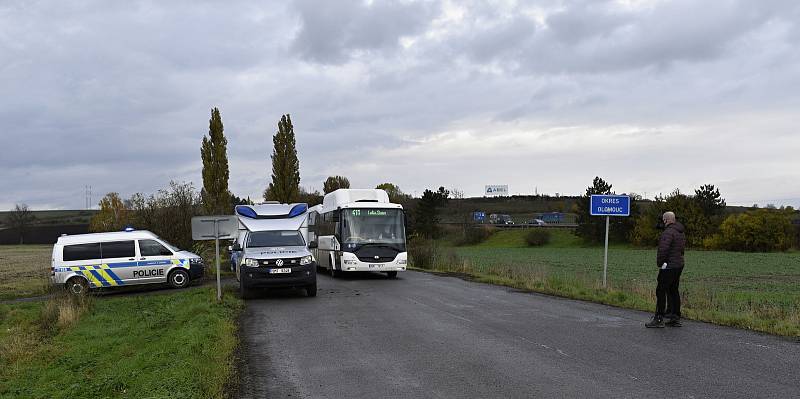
left=89, top=270, right=110, bottom=287
left=104, top=268, right=124, bottom=285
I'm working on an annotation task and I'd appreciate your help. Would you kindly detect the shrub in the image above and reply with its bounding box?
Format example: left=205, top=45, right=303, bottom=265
left=408, top=238, right=436, bottom=269
left=456, top=226, right=496, bottom=246
left=715, top=209, right=795, bottom=252
left=525, top=229, right=551, bottom=246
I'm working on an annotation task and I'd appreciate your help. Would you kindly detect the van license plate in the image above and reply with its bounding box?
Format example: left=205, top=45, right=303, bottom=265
left=270, top=268, right=291, bottom=274
left=369, top=264, right=381, bottom=268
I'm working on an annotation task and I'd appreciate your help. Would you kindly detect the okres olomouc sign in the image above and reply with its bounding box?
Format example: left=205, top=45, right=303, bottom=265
left=589, top=194, right=631, bottom=288
left=590, top=195, right=631, bottom=217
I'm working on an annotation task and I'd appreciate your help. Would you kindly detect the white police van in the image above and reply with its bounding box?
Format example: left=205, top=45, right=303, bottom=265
left=229, top=202, right=317, bottom=299
left=52, top=230, right=205, bottom=295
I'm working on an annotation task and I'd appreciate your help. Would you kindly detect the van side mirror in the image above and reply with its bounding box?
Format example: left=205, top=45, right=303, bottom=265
left=308, top=241, right=318, bottom=249
left=232, top=243, right=242, bottom=251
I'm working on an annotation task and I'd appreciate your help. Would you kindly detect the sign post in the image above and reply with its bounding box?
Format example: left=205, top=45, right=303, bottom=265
left=191, top=216, right=238, bottom=301
left=590, top=195, right=631, bottom=288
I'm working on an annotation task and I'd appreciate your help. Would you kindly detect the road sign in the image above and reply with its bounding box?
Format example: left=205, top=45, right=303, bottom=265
left=590, top=195, right=631, bottom=216
left=191, top=216, right=238, bottom=240
left=191, top=215, right=238, bottom=301
left=485, top=185, right=509, bottom=197
left=589, top=195, right=631, bottom=288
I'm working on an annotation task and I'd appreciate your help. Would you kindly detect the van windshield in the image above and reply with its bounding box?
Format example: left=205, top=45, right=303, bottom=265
left=247, top=231, right=305, bottom=248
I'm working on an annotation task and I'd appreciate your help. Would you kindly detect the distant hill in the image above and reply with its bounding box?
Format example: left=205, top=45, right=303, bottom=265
left=0, top=210, right=97, bottom=228
left=0, top=210, right=96, bottom=245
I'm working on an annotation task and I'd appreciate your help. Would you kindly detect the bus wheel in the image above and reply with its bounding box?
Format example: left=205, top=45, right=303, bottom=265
left=386, top=271, right=398, bottom=279
left=66, top=277, right=89, bottom=296
left=168, top=269, right=190, bottom=289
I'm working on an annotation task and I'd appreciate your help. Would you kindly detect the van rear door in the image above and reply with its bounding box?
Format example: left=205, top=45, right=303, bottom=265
left=61, top=243, right=104, bottom=288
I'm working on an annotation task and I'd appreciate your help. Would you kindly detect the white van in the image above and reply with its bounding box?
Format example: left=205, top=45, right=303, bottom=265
left=229, top=203, right=317, bottom=298
left=51, top=230, right=205, bottom=295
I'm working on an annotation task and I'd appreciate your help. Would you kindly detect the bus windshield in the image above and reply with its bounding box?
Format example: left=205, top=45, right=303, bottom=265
left=341, top=208, right=405, bottom=246
left=247, top=231, right=306, bottom=248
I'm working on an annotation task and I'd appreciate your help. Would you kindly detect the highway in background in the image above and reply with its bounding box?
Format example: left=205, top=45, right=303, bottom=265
left=238, top=271, right=799, bottom=398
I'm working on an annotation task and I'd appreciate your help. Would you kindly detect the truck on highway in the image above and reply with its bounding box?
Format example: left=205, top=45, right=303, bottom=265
left=307, top=189, right=407, bottom=278
left=229, top=202, right=317, bottom=298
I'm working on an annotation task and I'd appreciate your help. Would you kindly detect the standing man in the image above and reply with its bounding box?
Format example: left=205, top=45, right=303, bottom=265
left=646, top=211, right=686, bottom=328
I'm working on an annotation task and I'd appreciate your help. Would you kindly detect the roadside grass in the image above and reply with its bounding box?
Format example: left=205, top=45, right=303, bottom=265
left=413, top=231, right=800, bottom=337
left=0, top=245, right=51, bottom=300
left=0, top=287, right=242, bottom=398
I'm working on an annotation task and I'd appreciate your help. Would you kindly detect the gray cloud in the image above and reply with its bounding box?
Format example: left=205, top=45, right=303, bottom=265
left=290, top=0, right=439, bottom=64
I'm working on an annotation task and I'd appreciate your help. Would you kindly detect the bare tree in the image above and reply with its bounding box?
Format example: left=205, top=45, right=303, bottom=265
left=7, top=203, right=36, bottom=244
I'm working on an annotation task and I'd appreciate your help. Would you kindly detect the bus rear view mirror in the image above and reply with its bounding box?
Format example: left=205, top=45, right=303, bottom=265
left=308, top=241, right=318, bottom=249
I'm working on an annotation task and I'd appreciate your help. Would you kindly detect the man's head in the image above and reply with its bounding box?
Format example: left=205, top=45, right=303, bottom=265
left=662, top=211, right=676, bottom=225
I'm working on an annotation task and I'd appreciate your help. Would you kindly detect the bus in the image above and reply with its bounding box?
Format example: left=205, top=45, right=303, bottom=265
left=307, top=189, right=407, bottom=278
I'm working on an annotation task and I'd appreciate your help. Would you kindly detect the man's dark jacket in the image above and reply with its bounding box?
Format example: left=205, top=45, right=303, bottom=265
left=657, top=222, right=686, bottom=269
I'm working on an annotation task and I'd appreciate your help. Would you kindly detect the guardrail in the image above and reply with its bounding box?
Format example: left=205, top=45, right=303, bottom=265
left=440, top=223, right=578, bottom=229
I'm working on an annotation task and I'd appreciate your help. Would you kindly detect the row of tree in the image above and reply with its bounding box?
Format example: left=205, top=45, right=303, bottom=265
left=575, top=176, right=798, bottom=252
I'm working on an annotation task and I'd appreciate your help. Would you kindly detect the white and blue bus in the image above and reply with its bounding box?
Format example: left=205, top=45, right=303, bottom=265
left=307, top=189, right=407, bottom=278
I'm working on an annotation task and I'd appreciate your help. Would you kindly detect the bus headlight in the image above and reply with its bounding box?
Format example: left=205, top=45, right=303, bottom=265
left=244, top=258, right=260, bottom=267
left=300, top=255, right=312, bottom=265
left=397, top=259, right=407, bottom=265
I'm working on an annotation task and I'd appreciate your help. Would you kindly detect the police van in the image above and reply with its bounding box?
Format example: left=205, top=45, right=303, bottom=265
left=52, top=230, right=205, bottom=295
left=230, top=202, right=317, bottom=299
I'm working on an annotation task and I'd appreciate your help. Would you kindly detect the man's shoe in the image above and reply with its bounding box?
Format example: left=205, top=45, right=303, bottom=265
left=665, top=317, right=682, bottom=327
left=645, top=315, right=665, bottom=328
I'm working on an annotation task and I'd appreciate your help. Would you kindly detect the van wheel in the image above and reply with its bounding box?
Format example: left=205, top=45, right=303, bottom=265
left=386, top=271, right=398, bottom=279
left=168, top=269, right=190, bottom=289
left=66, top=277, right=89, bottom=296
left=306, top=283, right=317, bottom=297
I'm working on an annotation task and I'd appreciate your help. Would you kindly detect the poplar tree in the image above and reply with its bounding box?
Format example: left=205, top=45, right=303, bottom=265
left=200, top=107, right=231, bottom=215
left=323, top=175, right=350, bottom=194
left=265, top=114, right=300, bottom=203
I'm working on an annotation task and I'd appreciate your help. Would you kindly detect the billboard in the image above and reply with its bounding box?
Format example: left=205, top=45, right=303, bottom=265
left=485, top=185, right=509, bottom=197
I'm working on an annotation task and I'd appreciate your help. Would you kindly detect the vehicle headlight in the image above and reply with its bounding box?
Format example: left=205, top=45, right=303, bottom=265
left=343, top=259, right=358, bottom=265
left=300, top=255, right=312, bottom=265
left=244, top=258, right=260, bottom=267
left=397, top=258, right=407, bottom=265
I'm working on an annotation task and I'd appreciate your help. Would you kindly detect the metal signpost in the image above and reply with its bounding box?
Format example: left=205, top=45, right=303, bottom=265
left=590, top=195, right=631, bottom=288
left=191, top=215, right=238, bottom=301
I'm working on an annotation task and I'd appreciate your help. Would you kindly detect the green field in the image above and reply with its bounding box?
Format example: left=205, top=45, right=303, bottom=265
left=0, top=287, right=241, bottom=398
left=0, top=245, right=51, bottom=300
left=424, top=229, right=800, bottom=337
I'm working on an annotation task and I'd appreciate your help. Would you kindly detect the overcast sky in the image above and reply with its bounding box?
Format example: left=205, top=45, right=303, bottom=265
left=2, top=0, right=799, bottom=210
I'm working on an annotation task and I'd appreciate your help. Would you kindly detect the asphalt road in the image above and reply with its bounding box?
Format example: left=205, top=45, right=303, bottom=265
left=237, top=271, right=799, bottom=399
